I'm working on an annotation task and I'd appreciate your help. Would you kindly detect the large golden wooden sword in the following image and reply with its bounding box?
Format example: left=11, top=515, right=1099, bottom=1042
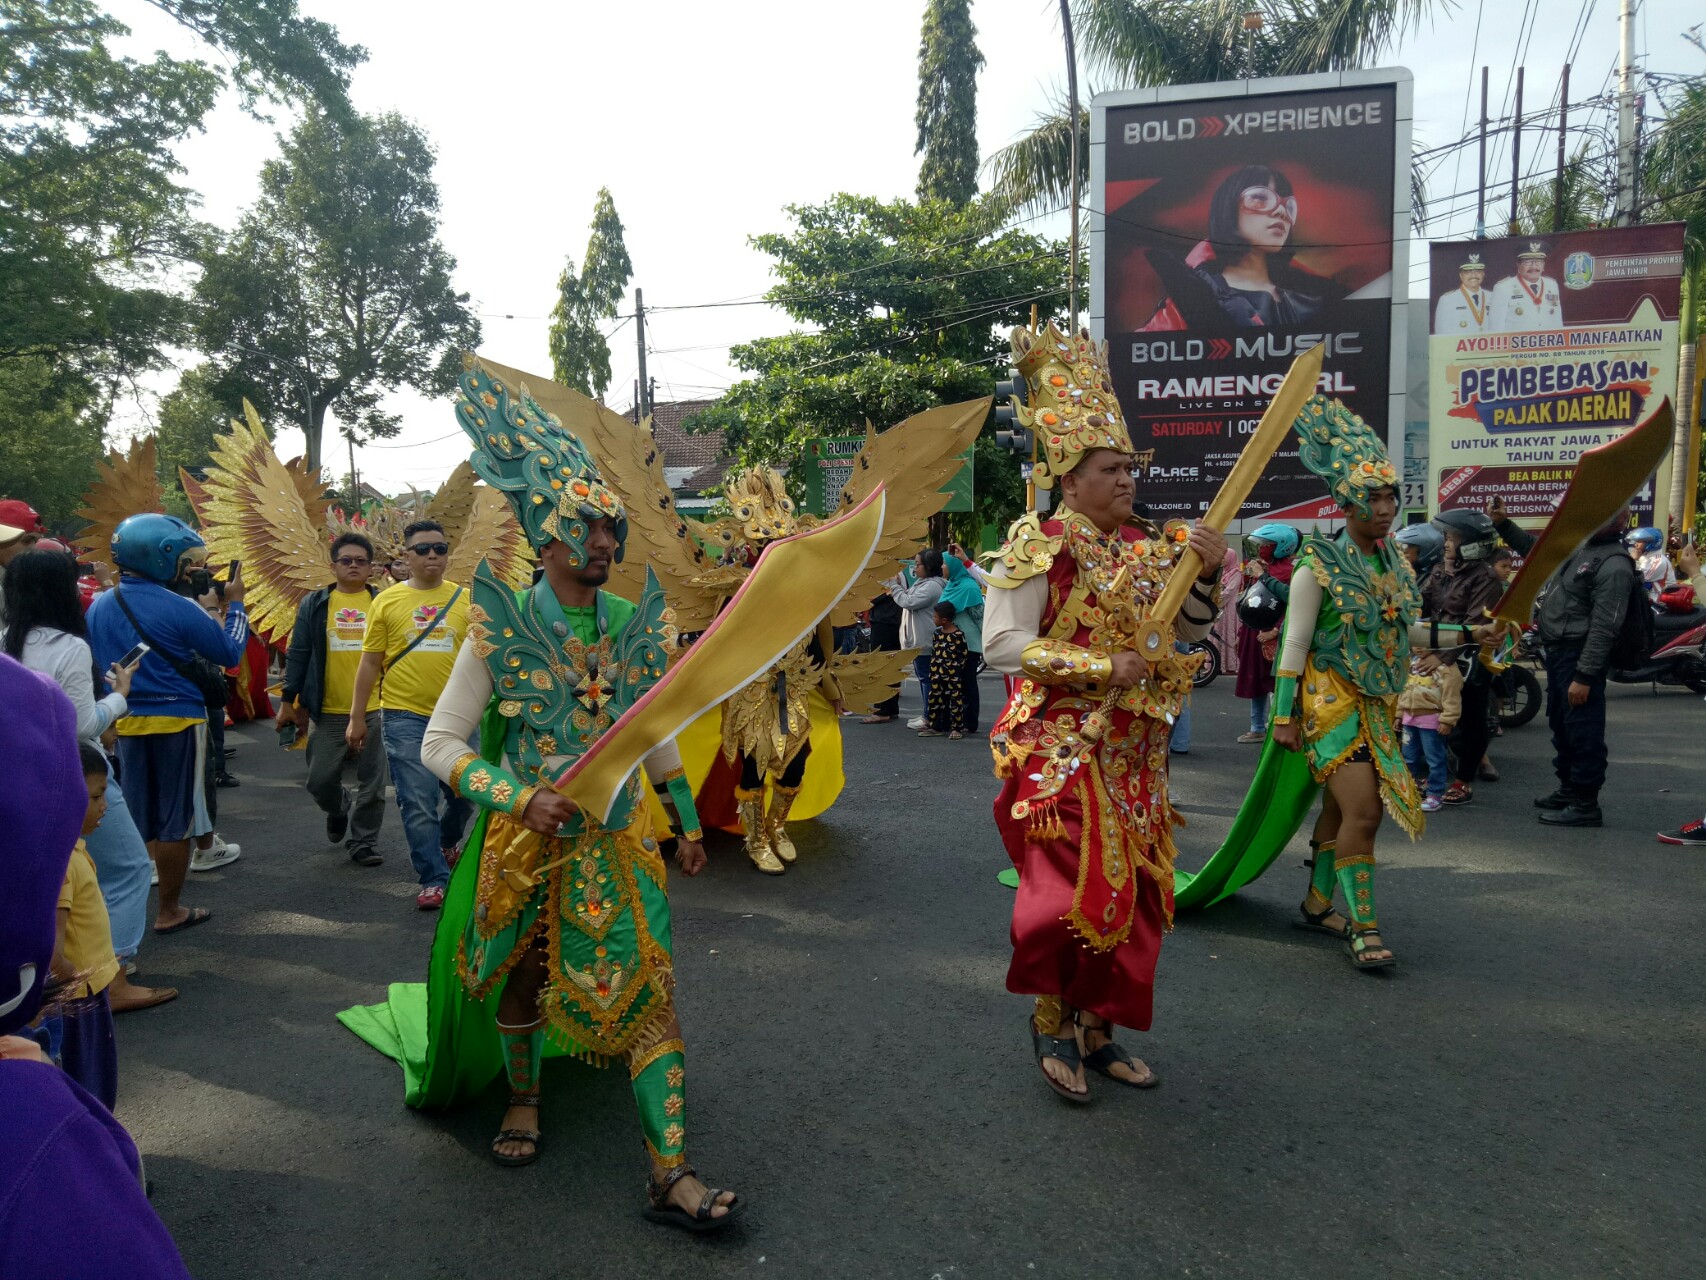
left=547, top=486, right=886, bottom=826
left=1132, top=341, right=1325, bottom=660
left=1492, top=398, right=1674, bottom=626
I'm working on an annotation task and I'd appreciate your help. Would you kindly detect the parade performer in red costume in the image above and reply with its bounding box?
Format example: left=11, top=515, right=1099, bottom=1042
left=983, top=321, right=1225, bottom=1103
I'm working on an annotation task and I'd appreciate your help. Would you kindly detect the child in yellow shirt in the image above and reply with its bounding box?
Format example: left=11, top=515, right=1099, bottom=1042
left=33, top=743, right=125, bottom=1110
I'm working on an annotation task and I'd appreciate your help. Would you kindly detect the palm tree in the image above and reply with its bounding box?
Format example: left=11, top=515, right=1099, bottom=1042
left=985, top=0, right=1449, bottom=216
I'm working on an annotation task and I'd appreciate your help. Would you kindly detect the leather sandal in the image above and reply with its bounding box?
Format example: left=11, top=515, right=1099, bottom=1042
left=1293, top=900, right=1350, bottom=938
left=642, top=1163, right=741, bottom=1232
left=1346, top=927, right=1396, bottom=971
left=1031, top=1017, right=1090, bottom=1104
left=1076, top=1013, right=1158, bottom=1088
left=490, top=1092, right=540, bottom=1167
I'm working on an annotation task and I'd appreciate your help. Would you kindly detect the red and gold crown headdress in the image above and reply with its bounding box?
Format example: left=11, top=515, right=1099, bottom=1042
left=1012, top=321, right=1134, bottom=490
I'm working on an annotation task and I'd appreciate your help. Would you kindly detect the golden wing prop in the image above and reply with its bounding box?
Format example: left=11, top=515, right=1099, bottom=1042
left=825, top=397, right=990, bottom=626
left=194, top=401, right=334, bottom=642
left=825, top=647, right=916, bottom=713
left=328, top=499, right=407, bottom=564
left=1493, top=398, right=1674, bottom=625
left=76, top=436, right=164, bottom=576
left=423, top=461, right=477, bottom=540
left=470, top=356, right=724, bottom=627
left=446, top=481, right=534, bottom=590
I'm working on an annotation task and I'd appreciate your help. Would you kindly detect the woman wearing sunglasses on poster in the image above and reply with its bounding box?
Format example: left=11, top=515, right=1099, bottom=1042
left=1141, top=164, right=1348, bottom=332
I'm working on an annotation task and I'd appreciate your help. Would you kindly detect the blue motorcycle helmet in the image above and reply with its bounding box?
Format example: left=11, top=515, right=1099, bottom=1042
left=111, top=513, right=206, bottom=584
left=1393, top=522, right=1444, bottom=576
left=1627, top=526, right=1664, bottom=554
left=1246, top=522, right=1300, bottom=561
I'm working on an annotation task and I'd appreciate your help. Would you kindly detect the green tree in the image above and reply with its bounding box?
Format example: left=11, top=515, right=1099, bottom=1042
left=0, top=358, right=104, bottom=528
left=985, top=0, right=1444, bottom=214
left=688, top=194, right=1076, bottom=535
left=915, top=0, right=985, bottom=205
left=155, top=363, right=243, bottom=515
left=0, top=1, right=363, bottom=378
left=194, top=110, right=480, bottom=472
left=548, top=188, right=633, bottom=399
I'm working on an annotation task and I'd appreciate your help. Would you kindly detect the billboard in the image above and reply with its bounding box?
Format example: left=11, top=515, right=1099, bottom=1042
left=1091, top=72, right=1411, bottom=526
left=1427, top=224, right=1687, bottom=523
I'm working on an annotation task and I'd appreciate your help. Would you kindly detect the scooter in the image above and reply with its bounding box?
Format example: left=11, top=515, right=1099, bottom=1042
left=1609, top=605, right=1706, bottom=693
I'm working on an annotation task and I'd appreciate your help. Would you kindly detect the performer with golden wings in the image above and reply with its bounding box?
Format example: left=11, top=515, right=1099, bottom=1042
left=473, top=357, right=987, bottom=875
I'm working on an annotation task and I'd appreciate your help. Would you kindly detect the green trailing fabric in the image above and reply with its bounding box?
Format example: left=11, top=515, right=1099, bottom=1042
left=1171, top=735, right=1320, bottom=910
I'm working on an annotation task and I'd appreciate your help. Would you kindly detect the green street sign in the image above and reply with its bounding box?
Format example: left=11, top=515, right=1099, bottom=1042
left=801, top=436, right=972, bottom=516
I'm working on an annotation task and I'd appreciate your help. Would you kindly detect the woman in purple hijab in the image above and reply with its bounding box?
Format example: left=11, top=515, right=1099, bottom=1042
left=0, top=653, right=190, bottom=1278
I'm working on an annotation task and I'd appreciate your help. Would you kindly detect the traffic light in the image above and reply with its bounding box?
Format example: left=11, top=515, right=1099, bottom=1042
left=993, top=368, right=1032, bottom=454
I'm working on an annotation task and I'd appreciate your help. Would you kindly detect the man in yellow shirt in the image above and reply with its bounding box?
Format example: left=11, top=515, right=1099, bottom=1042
left=278, top=532, right=387, bottom=867
left=347, top=519, right=472, bottom=910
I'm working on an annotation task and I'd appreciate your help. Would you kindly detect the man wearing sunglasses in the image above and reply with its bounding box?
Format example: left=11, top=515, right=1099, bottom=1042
left=346, top=519, right=473, bottom=909
left=278, top=532, right=389, bottom=868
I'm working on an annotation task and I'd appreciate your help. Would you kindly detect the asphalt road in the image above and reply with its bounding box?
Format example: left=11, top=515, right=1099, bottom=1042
left=116, top=672, right=1705, bottom=1279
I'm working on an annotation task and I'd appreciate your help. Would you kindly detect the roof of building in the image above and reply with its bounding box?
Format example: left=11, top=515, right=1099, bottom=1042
left=642, top=398, right=733, bottom=494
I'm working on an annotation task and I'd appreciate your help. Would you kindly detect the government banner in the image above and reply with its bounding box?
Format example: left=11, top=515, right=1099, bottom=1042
left=1427, top=224, right=1687, bottom=522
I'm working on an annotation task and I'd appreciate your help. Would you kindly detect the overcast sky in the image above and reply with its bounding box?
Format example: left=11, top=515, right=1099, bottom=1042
left=107, top=0, right=1700, bottom=492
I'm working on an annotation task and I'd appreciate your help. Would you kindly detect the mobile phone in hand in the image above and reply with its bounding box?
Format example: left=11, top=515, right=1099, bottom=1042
left=228, top=559, right=241, bottom=580
left=118, top=641, right=150, bottom=669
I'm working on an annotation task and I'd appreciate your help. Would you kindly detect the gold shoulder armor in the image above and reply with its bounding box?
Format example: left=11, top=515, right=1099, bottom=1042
left=985, top=511, right=1063, bottom=587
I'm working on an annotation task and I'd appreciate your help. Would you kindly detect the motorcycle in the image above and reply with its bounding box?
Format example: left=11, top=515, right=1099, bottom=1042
left=1609, top=605, right=1706, bottom=693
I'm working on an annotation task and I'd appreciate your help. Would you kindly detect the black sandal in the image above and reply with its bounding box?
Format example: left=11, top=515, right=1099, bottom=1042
left=1346, top=927, right=1396, bottom=971
left=1293, top=900, right=1350, bottom=938
left=642, top=1163, right=742, bottom=1232
left=1030, top=1017, right=1090, bottom=1104
left=490, top=1093, right=540, bottom=1167
left=1076, top=1013, right=1159, bottom=1089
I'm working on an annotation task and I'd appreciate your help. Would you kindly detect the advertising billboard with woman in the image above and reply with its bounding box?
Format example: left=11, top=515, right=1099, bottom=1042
left=1091, top=73, right=1411, bottom=525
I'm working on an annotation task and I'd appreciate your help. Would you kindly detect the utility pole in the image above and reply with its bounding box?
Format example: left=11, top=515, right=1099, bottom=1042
left=634, top=288, right=650, bottom=422
left=347, top=432, right=359, bottom=509
left=1615, top=0, right=1636, bottom=225
left=1059, top=0, right=1079, bottom=330
left=1476, top=67, right=1488, bottom=239
left=1554, top=63, right=1570, bottom=232
left=1509, top=66, right=1523, bottom=233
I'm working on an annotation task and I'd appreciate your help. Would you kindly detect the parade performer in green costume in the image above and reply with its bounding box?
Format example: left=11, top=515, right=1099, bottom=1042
left=340, top=359, right=741, bottom=1230
left=1268, top=398, right=1423, bottom=971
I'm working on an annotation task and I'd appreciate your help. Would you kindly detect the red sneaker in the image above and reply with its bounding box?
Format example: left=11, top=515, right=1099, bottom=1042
left=416, top=885, right=446, bottom=911
left=1656, top=819, right=1706, bottom=846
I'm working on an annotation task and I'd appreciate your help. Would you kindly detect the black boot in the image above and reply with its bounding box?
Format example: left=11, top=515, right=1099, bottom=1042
left=1533, top=789, right=1575, bottom=810
left=1539, top=793, right=1602, bottom=827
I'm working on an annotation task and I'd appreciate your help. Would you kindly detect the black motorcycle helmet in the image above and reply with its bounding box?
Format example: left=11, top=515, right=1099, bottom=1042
left=1236, top=578, right=1285, bottom=630
left=1431, top=509, right=1499, bottom=562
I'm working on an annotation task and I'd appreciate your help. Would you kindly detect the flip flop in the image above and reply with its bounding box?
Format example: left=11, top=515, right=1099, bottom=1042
left=111, top=986, right=179, bottom=1013
left=153, top=907, right=212, bottom=935
left=1031, top=1020, right=1090, bottom=1104
left=1081, top=1039, right=1159, bottom=1089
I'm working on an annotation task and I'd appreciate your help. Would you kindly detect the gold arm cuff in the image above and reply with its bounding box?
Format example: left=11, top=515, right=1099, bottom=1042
left=1270, top=715, right=1294, bottom=725
left=447, top=752, right=482, bottom=794
left=680, top=827, right=704, bottom=843
left=1275, top=667, right=1303, bottom=679
left=1019, top=637, right=1113, bottom=689
left=657, top=765, right=686, bottom=784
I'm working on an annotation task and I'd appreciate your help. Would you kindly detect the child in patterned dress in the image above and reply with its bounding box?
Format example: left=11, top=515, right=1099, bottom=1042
left=922, top=600, right=969, bottom=739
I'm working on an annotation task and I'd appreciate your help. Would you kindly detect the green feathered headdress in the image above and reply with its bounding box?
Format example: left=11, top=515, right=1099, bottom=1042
left=1291, top=396, right=1399, bottom=521
left=454, top=356, right=628, bottom=564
